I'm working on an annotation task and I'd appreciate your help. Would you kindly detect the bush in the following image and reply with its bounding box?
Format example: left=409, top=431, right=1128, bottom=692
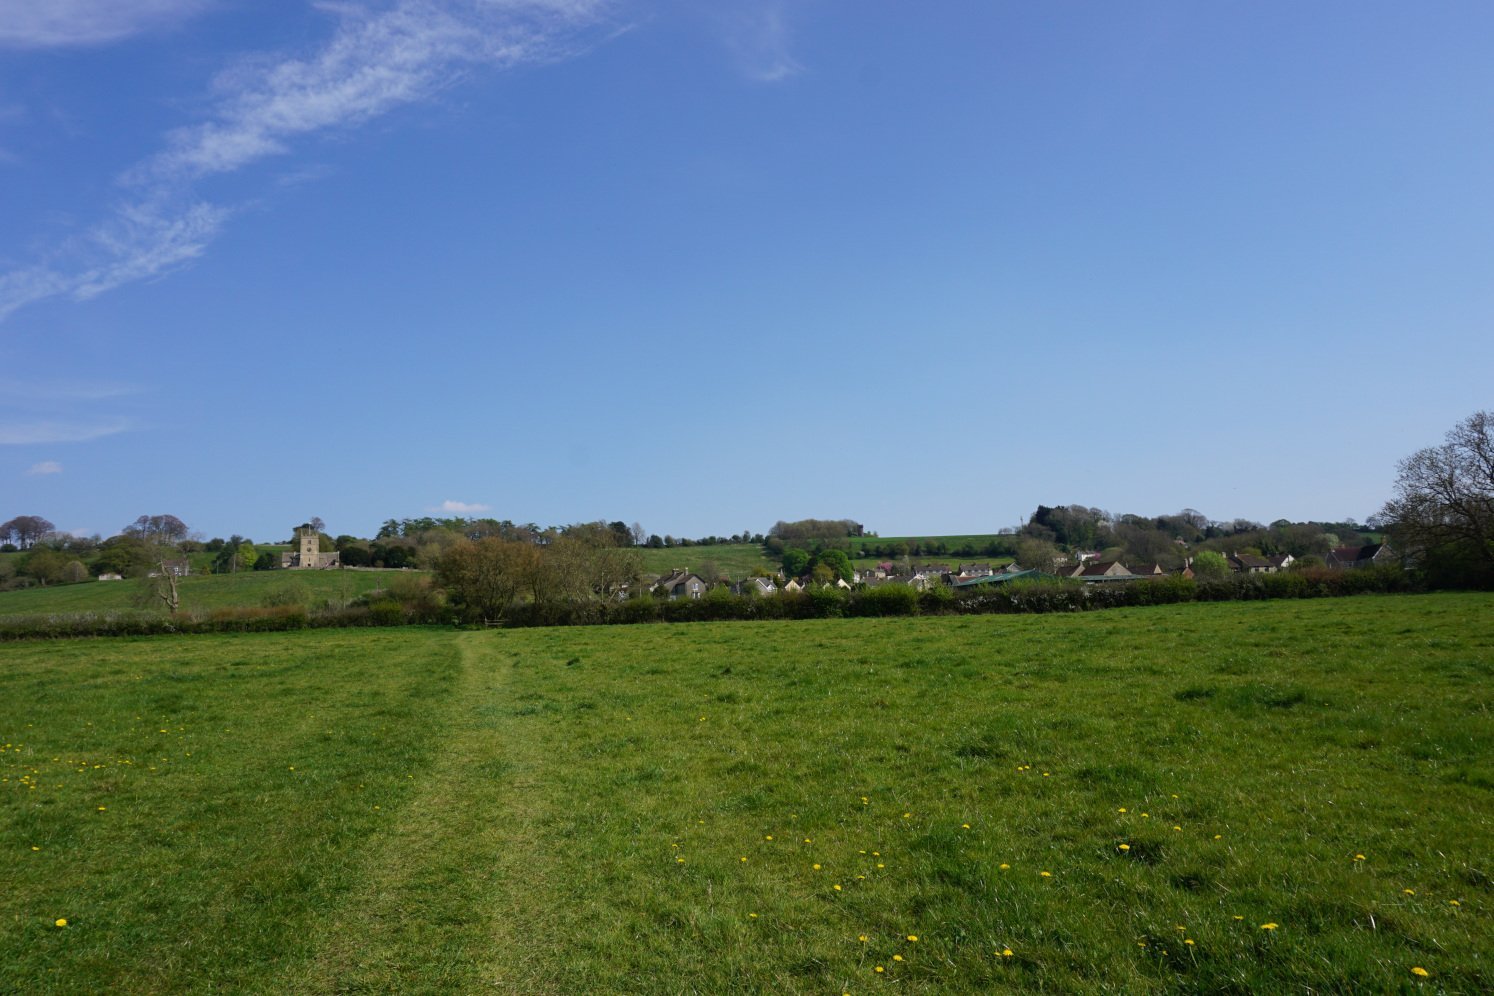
left=848, top=584, right=920, bottom=617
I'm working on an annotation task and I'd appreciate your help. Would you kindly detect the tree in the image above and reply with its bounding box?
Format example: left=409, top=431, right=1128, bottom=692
left=124, top=514, right=188, bottom=545
left=435, top=537, right=537, bottom=621
left=1190, top=550, right=1230, bottom=580
left=1, top=515, right=55, bottom=549
left=811, top=547, right=853, bottom=582
left=630, top=522, right=648, bottom=547
left=1381, top=410, right=1494, bottom=586
left=781, top=547, right=810, bottom=578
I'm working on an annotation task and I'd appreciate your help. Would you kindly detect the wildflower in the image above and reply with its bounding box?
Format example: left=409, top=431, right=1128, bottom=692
left=1001, top=948, right=1013, bottom=957
left=893, top=955, right=903, bottom=962
left=1354, top=854, right=1366, bottom=861
left=1184, top=939, right=1195, bottom=946
left=999, top=863, right=1010, bottom=870
left=677, top=857, right=684, bottom=864
left=1403, top=889, right=1415, bottom=896
left=907, top=935, right=918, bottom=942
left=834, top=884, right=842, bottom=891
left=877, top=863, right=885, bottom=869
left=813, top=864, right=821, bottom=870
left=749, top=913, right=758, bottom=919
left=55, top=918, right=67, bottom=927
left=859, top=935, right=868, bottom=942
left=1173, top=826, right=1182, bottom=832
left=1214, top=834, right=1222, bottom=840
left=740, top=857, right=747, bottom=862
left=1449, top=900, right=1461, bottom=906
left=765, top=836, right=773, bottom=841
left=1040, top=871, right=1052, bottom=877
left=804, top=838, right=812, bottom=844
left=97, top=806, right=106, bottom=812
left=874, top=966, right=884, bottom=973
left=1118, top=844, right=1130, bottom=851
left=861, top=797, right=869, bottom=804
left=1411, top=967, right=1430, bottom=977
left=1233, top=916, right=1244, bottom=921
left=962, top=823, right=971, bottom=829
left=31, top=846, right=39, bottom=851
left=1260, top=923, right=1278, bottom=930
left=1118, top=807, right=1127, bottom=813
left=903, top=812, right=912, bottom=819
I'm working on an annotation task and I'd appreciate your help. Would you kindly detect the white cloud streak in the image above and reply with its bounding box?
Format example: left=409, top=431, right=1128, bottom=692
left=0, top=419, right=133, bottom=445
left=25, top=460, right=63, bottom=475
left=0, top=0, right=208, bottom=49
left=718, top=2, right=801, bottom=83
left=432, top=499, right=492, bottom=514
left=0, top=0, right=612, bottom=323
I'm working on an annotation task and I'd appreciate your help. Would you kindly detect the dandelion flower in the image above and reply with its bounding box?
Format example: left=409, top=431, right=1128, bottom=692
left=1118, top=844, right=1130, bottom=851
left=804, top=838, right=812, bottom=844
left=859, top=935, right=868, bottom=942
left=1001, top=948, right=1013, bottom=957
left=31, top=846, right=40, bottom=851
left=1184, top=939, right=1195, bottom=946
left=893, top=955, right=903, bottom=962
left=55, top=918, right=67, bottom=927
left=1403, top=889, right=1415, bottom=896
left=903, top=812, right=912, bottom=819
left=1260, top=923, right=1278, bottom=931
left=999, top=863, right=1010, bottom=870
left=97, top=806, right=106, bottom=812
left=1118, top=807, right=1127, bottom=813
left=1449, top=900, right=1461, bottom=907
left=1354, top=854, right=1366, bottom=861
left=765, top=836, right=773, bottom=841
left=749, top=913, right=758, bottom=918
left=1040, top=871, right=1052, bottom=877
left=677, top=857, right=685, bottom=864
left=1233, top=915, right=1244, bottom=921
left=834, top=884, right=842, bottom=891
left=962, top=823, right=971, bottom=829
left=1173, top=826, right=1182, bottom=832
left=813, top=864, right=822, bottom=870
left=1411, top=967, right=1430, bottom=978
left=740, top=857, right=747, bottom=862
left=875, top=966, right=884, bottom=973
left=907, top=935, right=918, bottom=942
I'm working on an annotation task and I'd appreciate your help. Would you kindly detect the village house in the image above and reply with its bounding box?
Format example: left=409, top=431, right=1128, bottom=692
left=655, top=569, right=708, bottom=600
left=1325, top=543, right=1394, bottom=569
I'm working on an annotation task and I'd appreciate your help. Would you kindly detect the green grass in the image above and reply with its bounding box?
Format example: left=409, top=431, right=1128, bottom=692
left=636, top=543, right=777, bottom=579
left=0, top=568, right=415, bottom=618
left=2, top=594, right=1491, bottom=992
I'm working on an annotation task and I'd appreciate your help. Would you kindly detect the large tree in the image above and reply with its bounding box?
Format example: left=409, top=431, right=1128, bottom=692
left=2, top=515, right=55, bottom=549
left=124, top=514, right=189, bottom=545
left=1381, top=410, right=1494, bottom=585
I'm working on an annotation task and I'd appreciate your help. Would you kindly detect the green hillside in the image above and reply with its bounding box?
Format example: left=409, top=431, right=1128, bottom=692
left=636, top=543, right=777, bottom=580
left=0, top=568, right=414, bottom=618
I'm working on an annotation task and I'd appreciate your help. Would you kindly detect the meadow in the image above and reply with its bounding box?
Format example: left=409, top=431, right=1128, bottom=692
left=635, top=543, right=778, bottom=579
left=1, top=593, right=1489, bottom=993
left=0, top=567, right=406, bottom=617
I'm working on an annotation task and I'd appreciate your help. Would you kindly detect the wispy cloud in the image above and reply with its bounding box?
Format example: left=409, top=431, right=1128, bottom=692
left=0, top=419, right=133, bottom=445
left=718, top=2, right=802, bottom=83
left=0, top=378, right=142, bottom=402
left=0, top=0, right=614, bottom=323
left=432, top=499, right=492, bottom=514
left=0, top=0, right=208, bottom=49
left=25, top=460, right=63, bottom=475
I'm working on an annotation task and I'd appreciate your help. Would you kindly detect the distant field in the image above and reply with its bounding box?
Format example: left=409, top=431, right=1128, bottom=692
left=0, top=568, right=413, bottom=618
left=1, top=593, right=1488, bottom=992
left=636, top=543, right=776, bottom=579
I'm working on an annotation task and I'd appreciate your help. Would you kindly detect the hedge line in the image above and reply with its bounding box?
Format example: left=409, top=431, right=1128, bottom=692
left=0, top=566, right=1419, bottom=641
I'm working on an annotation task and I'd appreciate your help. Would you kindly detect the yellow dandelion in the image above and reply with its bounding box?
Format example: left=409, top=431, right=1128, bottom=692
left=1403, top=889, right=1415, bottom=896
left=877, top=863, right=885, bottom=869
left=1001, top=948, right=1014, bottom=957
left=962, top=823, right=971, bottom=829
left=859, top=935, right=868, bottom=942
left=676, top=857, right=685, bottom=864
left=1040, top=871, right=1052, bottom=877
left=1118, top=844, right=1130, bottom=851
left=861, top=796, right=869, bottom=804
left=1173, top=826, right=1182, bottom=832
left=1184, top=939, right=1195, bottom=946
left=1411, top=967, right=1430, bottom=978
left=1233, top=915, right=1244, bottom=921
left=749, top=913, right=758, bottom=918
left=834, top=884, right=842, bottom=891
left=54, top=918, right=68, bottom=927
left=1117, top=807, right=1127, bottom=813
left=1140, top=812, right=1149, bottom=818
left=893, top=955, right=903, bottom=962
left=1214, top=834, right=1222, bottom=840
left=874, top=966, right=884, bottom=973
left=765, top=835, right=773, bottom=841
left=1449, top=900, right=1461, bottom=906
left=907, top=935, right=918, bottom=942
left=804, top=838, right=812, bottom=843
left=999, top=863, right=1010, bottom=870
left=31, top=846, right=40, bottom=851
left=740, top=857, right=747, bottom=862
left=903, top=812, right=912, bottom=819
left=1260, top=923, right=1278, bottom=930
left=813, top=863, right=821, bottom=870
left=1354, top=854, right=1366, bottom=861
left=96, top=806, right=106, bottom=812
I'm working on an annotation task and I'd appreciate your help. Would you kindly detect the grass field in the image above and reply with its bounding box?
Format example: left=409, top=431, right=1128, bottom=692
left=0, top=568, right=414, bottom=618
left=2, top=594, right=1489, bottom=992
left=636, top=543, right=778, bottom=579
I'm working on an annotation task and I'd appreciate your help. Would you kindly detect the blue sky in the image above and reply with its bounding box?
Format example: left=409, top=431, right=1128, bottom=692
left=3, top=1, right=1491, bottom=543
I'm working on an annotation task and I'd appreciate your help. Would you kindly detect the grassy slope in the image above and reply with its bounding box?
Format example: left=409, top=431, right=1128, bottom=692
left=0, top=594, right=1489, bottom=993
left=636, top=543, right=777, bottom=579
left=0, top=568, right=417, bottom=617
